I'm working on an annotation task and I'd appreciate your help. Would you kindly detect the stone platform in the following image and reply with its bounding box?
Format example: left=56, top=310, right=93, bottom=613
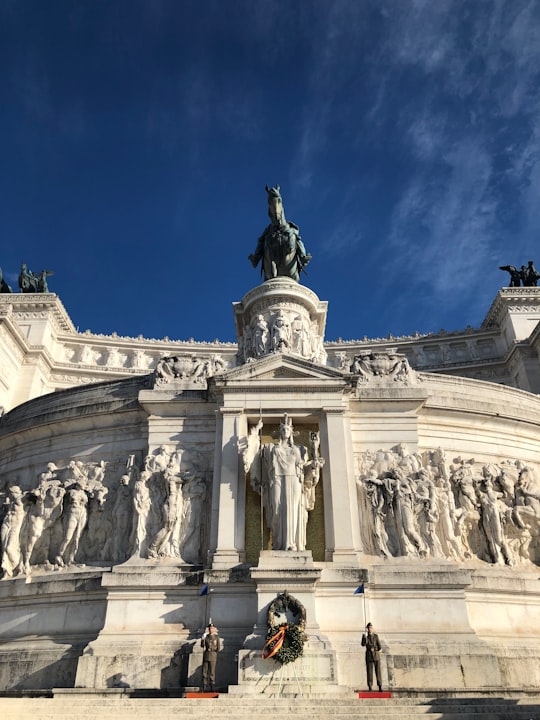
left=1, top=689, right=540, bottom=720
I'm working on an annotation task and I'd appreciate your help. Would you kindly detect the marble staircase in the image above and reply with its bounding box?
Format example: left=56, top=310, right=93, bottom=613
left=1, top=690, right=539, bottom=720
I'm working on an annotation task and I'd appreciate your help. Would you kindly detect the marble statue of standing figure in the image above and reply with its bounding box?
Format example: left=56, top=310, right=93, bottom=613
left=1, top=486, right=25, bottom=578
left=364, top=471, right=392, bottom=558
left=112, top=474, right=133, bottom=562
left=477, top=476, right=514, bottom=566
left=130, top=470, right=151, bottom=558
left=271, top=311, right=291, bottom=352
left=298, top=431, right=325, bottom=551
left=393, top=471, right=426, bottom=557
left=180, top=473, right=207, bottom=564
left=55, top=482, right=89, bottom=566
left=148, top=467, right=183, bottom=558
left=252, top=314, right=269, bottom=357
left=249, top=185, right=312, bottom=283
left=244, top=414, right=313, bottom=551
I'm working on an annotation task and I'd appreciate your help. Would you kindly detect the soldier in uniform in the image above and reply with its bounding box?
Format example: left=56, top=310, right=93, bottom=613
left=201, top=622, right=221, bottom=692
left=361, top=622, right=383, bottom=691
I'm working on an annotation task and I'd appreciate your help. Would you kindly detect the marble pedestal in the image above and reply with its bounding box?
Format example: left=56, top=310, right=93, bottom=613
left=233, top=551, right=345, bottom=695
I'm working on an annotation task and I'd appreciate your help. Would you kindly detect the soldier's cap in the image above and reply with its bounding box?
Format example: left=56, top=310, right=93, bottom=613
left=366, top=622, right=373, bottom=628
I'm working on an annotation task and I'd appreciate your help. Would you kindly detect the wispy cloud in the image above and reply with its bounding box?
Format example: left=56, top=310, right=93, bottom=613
left=358, top=0, right=540, bottom=322
left=289, top=2, right=367, bottom=192
left=321, top=218, right=363, bottom=257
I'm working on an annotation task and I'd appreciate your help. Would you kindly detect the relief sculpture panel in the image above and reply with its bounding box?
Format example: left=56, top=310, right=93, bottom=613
left=0, top=446, right=212, bottom=579
left=356, top=445, right=540, bottom=567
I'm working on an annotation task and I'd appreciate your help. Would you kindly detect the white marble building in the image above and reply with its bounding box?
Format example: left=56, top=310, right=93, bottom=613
left=3, top=286, right=540, bottom=415
left=0, top=278, right=540, bottom=694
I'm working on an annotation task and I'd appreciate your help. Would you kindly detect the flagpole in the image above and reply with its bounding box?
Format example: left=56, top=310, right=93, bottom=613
left=354, top=582, right=366, bottom=630
left=258, top=409, right=263, bottom=553
left=199, top=583, right=210, bottom=631
left=363, top=590, right=367, bottom=629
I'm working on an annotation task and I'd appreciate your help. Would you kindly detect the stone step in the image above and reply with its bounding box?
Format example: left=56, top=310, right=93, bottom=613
left=17, top=692, right=538, bottom=704
left=1, top=696, right=539, bottom=720
left=1, top=711, right=539, bottom=720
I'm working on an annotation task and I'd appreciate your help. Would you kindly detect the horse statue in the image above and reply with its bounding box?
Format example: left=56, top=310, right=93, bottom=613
left=499, top=261, right=540, bottom=287
left=18, top=263, right=54, bottom=293
left=249, top=185, right=311, bottom=283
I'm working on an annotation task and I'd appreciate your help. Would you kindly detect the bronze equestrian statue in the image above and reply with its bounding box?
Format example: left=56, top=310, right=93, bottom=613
left=249, top=185, right=311, bottom=283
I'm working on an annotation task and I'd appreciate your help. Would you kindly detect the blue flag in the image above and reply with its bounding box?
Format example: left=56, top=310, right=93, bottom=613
left=354, top=583, right=365, bottom=595
left=199, top=583, right=209, bottom=596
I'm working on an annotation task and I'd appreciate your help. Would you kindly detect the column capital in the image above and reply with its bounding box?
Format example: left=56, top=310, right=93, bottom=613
left=321, top=406, right=346, bottom=415
left=218, top=407, right=244, bottom=416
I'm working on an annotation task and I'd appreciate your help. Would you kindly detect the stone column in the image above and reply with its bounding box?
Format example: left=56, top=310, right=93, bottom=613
left=210, top=407, right=244, bottom=568
left=319, top=407, right=361, bottom=564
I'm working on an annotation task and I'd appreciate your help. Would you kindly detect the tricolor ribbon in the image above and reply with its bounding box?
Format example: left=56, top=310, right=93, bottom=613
left=261, top=625, right=287, bottom=659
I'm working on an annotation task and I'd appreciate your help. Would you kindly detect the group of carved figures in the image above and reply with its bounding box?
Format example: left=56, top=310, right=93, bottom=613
left=241, top=311, right=326, bottom=365
left=154, top=354, right=227, bottom=385
left=357, top=444, right=540, bottom=567
left=243, top=415, right=325, bottom=552
left=4, top=435, right=539, bottom=577
left=349, top=351, right=416, bottom=384
left=0, top=263, right=53, bottom=294
left=334, top=344, right=493, bottom=376
left=0, top=446, right=210, bottom=579
left=500, top=261, right=540, bottom=287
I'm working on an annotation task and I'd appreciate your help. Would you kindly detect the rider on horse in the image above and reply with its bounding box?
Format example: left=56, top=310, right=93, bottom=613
left=18, top=263, right=53, bottom=293
left=249, top=185, right=312, bottom=283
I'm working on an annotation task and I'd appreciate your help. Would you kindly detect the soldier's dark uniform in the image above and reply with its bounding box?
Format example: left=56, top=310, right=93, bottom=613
left=361, top=623, right=382, bottom=691
left=201, top=625, right=221, bottom=691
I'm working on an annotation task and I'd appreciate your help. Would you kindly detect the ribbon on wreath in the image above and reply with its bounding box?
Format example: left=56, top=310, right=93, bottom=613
left=261, top=624, right=287, bottom=659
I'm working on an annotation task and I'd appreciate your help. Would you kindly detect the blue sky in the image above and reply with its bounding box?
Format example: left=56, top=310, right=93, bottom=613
left=1, top=1, right=540, bottom=344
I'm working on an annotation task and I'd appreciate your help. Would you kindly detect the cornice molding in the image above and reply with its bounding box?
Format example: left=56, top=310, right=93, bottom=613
left=482, top=287, right=540, bottom=329
left=0, top=293, right=76, bottom=333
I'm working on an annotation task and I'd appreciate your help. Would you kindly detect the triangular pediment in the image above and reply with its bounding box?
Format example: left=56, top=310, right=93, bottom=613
left=214, top=353, right=348, bottom=386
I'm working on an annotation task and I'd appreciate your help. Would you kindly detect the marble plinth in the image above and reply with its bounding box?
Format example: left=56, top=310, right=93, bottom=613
left=234, top=551, right=344, bottom=694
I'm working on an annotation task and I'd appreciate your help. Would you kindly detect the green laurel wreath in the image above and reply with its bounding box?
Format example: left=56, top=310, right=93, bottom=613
left=265, top=623, right=305, bottom=665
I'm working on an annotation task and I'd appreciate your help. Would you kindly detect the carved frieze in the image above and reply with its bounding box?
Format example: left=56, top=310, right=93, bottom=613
left=239, top=306, right=326, bottom=365
left=234, top=278, right=328, bottom=367
left=0, top=447, right=212, bottom=578
left=356, top=445, right=540, bottom=567
left=52, top=374, right=102, bottom=385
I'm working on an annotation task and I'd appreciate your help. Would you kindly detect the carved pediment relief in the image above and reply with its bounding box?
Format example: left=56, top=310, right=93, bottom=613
left=215, top=353, right=348, bottom=386
left=271, top=366, right=316, bottom=379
